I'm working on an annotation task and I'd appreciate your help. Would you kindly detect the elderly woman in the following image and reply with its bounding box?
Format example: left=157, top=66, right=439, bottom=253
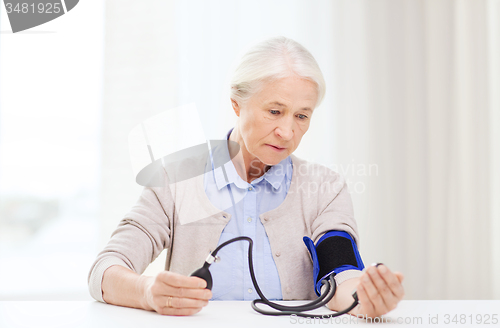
left=88, top=36, right=404, bottom=318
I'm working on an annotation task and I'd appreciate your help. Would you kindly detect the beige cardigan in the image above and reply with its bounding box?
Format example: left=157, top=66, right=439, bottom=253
left=88, top=153, right=363, bottom=303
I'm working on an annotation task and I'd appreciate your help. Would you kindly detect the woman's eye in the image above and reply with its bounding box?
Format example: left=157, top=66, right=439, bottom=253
left=298, top=114, right=308, bottom=120
left=269, top=110, right=280, bottom=115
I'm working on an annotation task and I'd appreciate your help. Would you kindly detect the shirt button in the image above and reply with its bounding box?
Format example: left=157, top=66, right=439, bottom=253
left=263, top=217, right=269, bottom=221
left=247, top=217, right=252, bottom=222
left=275, top=251, right=281, bottom=257
left=248, top=186, right=253, bottom=191
left=248, top=288, right=253, bottom=294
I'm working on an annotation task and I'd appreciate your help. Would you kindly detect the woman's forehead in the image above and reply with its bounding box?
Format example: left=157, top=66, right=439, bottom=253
left=251, top=78, right=318, bottom=108
left=263, top=100, right=314, bottom=112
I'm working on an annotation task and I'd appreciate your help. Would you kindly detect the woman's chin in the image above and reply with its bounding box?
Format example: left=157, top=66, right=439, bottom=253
left=260, top=153, right=287, bottom=166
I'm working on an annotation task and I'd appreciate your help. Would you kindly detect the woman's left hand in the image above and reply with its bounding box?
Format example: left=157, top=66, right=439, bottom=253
left=349, top=264, right=405, bottom=319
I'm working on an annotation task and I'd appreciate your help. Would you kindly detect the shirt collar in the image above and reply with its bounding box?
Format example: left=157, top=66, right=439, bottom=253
left=211, top=127, right=290, bottom=191
left=260, top=156, right=290, bottom=190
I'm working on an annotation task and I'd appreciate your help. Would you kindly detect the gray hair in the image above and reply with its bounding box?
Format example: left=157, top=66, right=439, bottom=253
left=230, top=36, right=326, bottom=108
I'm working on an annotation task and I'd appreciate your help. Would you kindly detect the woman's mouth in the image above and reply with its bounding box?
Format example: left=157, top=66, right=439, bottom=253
left=266, top=144, right=286, bottom=152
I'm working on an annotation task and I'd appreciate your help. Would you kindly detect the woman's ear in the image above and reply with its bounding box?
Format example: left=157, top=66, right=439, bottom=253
left=231, top=98, right=241, bottom=117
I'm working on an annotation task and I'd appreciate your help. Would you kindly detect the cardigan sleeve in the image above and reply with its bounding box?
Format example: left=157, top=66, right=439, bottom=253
left=87, top=185, right=173, bottom=303
left=309, top=172, right=364, bottom=285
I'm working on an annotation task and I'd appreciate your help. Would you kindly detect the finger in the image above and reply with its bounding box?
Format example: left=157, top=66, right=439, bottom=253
left=162, top=296, right=209, bottom=309
left=159, top=306, right=203, bottom=316
left=149, top=291, right=210, bottom=311
left=355, top=283, right=375, bottom=316
left=394, top=271, right=405, bottom=283
left=161, top=284, right=212, bottom=300
left=376, top=265, right=405, bottom=300
left=367, top=266, right=399, bottom=311
left=159, top=271, right=207, bottom=289
left=361, top=270, right=389, bottom=314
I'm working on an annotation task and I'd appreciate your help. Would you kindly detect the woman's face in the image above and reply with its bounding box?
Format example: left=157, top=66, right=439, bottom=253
left=232, top=75, right=318, bottom=167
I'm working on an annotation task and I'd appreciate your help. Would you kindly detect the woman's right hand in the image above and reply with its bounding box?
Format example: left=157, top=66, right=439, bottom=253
left=143, top=271, right=212, bottom=316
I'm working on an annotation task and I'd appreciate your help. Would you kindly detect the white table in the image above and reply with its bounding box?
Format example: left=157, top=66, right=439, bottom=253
left=1, top=300, right=499, bottom=327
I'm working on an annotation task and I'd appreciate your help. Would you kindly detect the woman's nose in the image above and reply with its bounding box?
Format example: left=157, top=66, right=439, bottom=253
left=275, top=119, right=294, bottom=141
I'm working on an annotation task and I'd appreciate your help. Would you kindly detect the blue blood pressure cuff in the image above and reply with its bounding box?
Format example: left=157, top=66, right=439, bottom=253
left=303, top=230, right=365, bottom=296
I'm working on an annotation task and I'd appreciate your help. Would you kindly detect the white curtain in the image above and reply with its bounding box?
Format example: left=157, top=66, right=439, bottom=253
left=488, top=0, right=500, bottom=302
left=100, top=0, right=500, bottom=299
left=354, top=0, right=499, bottom=300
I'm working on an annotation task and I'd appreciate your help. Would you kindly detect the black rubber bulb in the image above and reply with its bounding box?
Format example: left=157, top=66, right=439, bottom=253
left=189, top=262, right=213, bottom=290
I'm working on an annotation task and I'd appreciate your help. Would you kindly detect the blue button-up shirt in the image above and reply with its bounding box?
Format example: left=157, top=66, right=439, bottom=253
left=203, top=128, right=292, bottom=300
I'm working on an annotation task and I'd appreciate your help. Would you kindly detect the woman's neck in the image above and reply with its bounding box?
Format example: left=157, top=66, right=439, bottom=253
left=228, top=127, right=270, bottom=183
